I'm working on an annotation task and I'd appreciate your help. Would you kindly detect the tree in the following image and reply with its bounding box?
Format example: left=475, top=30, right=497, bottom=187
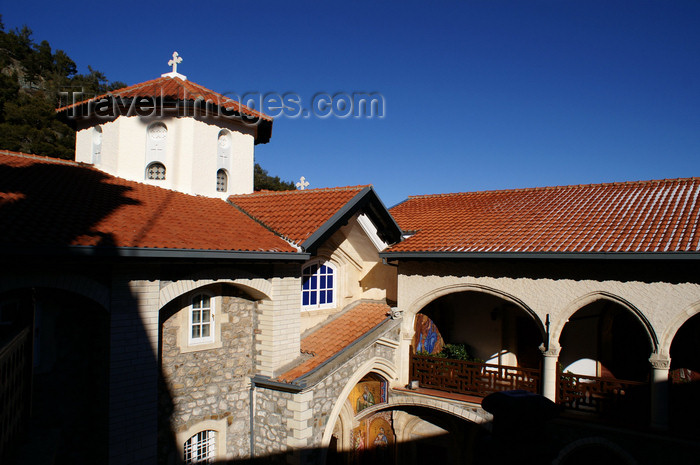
left=0, top=18, right=294, bottom=189
left=254, top=163, right=296, bottom=191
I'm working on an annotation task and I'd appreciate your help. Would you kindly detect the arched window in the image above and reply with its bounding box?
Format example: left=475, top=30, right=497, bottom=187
left=92, top=126, right=102, bottom=164
left=302, top=262, right=336, bottom=310
left=146, top=162, right=166, bottom=180
left=216, top=169, right=228, bottom=192
left=146, top=122, right=167, bottom=174
left=189, top=293, right=214, bottom=344
left=183, top=430, right=216, bottom=464
left=217, top=129, right=231, bottom=165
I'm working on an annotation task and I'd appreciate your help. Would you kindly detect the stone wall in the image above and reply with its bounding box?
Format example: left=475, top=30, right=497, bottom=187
left=253, top=388, right=295, bottom=460
left=160, top=286, right=257, bottom=461
left=308, top=325, right=400, bottom=447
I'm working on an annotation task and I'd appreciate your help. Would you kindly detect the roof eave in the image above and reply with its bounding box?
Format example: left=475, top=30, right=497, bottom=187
left=300, top=187, right=403, bottom=253
left=0, top=245, right=310, bottom=260
left=379, top=251, right=700, bottom=260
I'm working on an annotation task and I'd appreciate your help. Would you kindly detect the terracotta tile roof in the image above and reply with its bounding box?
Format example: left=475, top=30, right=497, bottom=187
left=229, top=186, right=370, bottom=247
left=56, top=75, right=271, bottom=122
left=0, top=150, right=296, bottom=253
left=278, top=302, right=391, bottom=382
left=388, top=178, right=700, bottom=254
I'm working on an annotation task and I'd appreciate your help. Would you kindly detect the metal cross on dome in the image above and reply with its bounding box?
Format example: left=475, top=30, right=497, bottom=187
left=296, top=176, right=310, bottom=190
left=168, top=51, right=182, bottom=74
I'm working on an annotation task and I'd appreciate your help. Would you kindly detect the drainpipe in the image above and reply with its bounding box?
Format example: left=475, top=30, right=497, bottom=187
left=249, top=379, right=256, bottom=459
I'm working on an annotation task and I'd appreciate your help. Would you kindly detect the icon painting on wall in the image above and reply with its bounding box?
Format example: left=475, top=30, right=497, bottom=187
left=412, top=313, right=444, bottom=355
left=350, top=375, right=387, bottom=415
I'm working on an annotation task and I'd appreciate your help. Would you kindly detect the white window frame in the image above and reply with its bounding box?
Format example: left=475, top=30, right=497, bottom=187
left=301, top=261, right=337, bottom=311
left=183, top=430, right=216, bottom=464
left=189, top=293, right=215, bottom=345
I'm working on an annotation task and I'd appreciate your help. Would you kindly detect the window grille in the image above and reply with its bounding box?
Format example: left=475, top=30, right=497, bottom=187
left=216, top=169, right=227, bottom=192
left=184, top=430, right=215, bottom=464
left=147, top=162, right=166, bottom=180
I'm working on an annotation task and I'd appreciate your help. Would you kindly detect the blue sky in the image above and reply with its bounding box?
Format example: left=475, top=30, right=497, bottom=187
left=3, top=1, right=700, bottom=206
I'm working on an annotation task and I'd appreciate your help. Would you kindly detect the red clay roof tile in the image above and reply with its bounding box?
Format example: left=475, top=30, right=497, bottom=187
left=229, top=186, right=369, bottom=246
left=56, top=75, right=271, bottom=122
left=0, top=150, right=296, bottom=253
left=388, top=178, right=700, bottom=253
left=278, top=302, right=391, bottom=382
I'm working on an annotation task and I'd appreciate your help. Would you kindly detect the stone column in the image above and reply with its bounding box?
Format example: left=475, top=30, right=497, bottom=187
left=540, top=344, right=560, bottom=402
left=649, top=354, right=671, bottom=429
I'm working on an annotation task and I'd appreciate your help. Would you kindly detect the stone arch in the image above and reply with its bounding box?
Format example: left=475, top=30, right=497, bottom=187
left=357, top=394, right=491, bottom=427
left=0, top=272, right=110, bottom=310
left=658, top=298, right=700, bottom=358
left=551, top=291, right=658, bottom=353
left=320, top=357, right=397, bottom=448
left=159, top=276, right=272, bottom=309
left=405, top=283, right=545, bottom=338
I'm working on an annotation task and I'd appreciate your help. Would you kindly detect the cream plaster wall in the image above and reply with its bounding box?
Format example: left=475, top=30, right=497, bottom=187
left=300, top=214, right=397, bottom=332
left=74, top=115, right=255, bottom=198
left=395, top=260, right=700, bottom=384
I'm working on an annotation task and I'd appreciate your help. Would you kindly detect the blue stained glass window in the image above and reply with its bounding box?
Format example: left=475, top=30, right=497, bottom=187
left=301, top=262, right=335, bottom=309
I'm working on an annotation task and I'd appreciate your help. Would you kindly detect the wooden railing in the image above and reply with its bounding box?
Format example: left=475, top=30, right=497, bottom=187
left=0, top=327, right=32, bottom=459
left=410, top=353, right=541, bottom=397
left=557, top=371, right=648, bottom=416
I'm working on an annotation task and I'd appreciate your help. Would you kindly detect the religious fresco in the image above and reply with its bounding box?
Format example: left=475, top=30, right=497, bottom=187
left=350, top=411, right=394, bottom=463
left=368, top=416, right=393, bottom=448
left=350, top=376, right=387, bottom=415
left=412, top=313, right=444, bottom=355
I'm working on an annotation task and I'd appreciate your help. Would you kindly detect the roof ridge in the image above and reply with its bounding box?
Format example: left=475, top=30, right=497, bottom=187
left=0, top=149, right=84, bottom=167
left=55, top=75, right=271, bottom=121
left=405, top=177, right=700, bottom=200
left=55, top=76, right=166, bottom=112
left=229, top=185, right=371, bottom=198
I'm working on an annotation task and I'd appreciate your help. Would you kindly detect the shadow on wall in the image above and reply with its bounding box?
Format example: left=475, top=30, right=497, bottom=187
left=0, top=159, right=177, bottom=464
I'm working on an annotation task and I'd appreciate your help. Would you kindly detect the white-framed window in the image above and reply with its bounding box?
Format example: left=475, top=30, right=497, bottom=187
left=302, top=261, right=336, bottom=310
left=183, top=430, right=216, bottom=464
left=189, top=294, right=214, bottom=344
left=146, top=162, right=166, bottom=180
left=216, top=169, right=228, bottom=192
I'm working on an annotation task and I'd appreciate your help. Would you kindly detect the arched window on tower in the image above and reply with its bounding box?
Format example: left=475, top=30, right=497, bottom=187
left=217, top=130, right=231, bottom=164
left=216, top=169, right=228, bottom=192
left=92, top=126, right=102, bottom=164
left=146, top=162, right=166, bottom=180
left=146, top=122, right=167, bottom=178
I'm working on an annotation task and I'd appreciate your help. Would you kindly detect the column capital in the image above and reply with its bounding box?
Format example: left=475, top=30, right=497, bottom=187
left=649, top=354, right=671, bottom=370
left=539, top=343, right=560, bottom=357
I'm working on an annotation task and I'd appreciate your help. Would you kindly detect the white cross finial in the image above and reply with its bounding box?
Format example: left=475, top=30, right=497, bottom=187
left=296, top=176, right=310, bottom=190
left=168, top=51, right=182, bottom=73
left=162, top=51, right=187, bottom=80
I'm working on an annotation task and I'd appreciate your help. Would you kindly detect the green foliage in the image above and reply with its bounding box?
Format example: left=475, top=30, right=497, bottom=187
left=0, top=17, right=291, bottom=185
left=0, top=18, right=124, bottom=159
left=433, top=344, right=484, bottom=363
left=254, top=163, right=296, bottom=191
